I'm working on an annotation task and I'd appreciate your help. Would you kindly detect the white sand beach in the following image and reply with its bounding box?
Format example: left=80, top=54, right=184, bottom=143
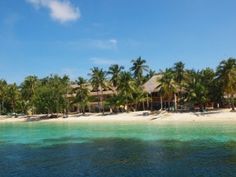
left=0, top=109, right=235, bottom=124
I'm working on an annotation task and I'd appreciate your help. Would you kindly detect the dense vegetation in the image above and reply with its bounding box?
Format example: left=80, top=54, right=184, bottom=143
left=0, top=57, right=235, bottom=115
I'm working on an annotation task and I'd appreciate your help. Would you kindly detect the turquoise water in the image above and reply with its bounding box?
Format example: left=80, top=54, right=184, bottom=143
left=1, top=121, right=236, bottom=176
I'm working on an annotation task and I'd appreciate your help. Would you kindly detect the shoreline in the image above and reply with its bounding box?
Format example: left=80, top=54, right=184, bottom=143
left=0, top=109, right=236, bottom=124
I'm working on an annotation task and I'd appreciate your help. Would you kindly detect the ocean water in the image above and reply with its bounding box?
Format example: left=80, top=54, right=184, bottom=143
left=0, top=121, right=236, bottom=177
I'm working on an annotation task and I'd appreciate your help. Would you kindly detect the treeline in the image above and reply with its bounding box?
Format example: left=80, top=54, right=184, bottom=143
left=0, top=57, right=235, bottom=115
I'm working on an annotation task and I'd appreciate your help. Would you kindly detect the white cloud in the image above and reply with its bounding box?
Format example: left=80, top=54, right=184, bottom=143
left=89, top=57, right=117, bottom=65
left=90, top=39, right=118, bottom=50
left=63, top=38, right=118, bottom=50
left=26, top=0, right=80, bottom=23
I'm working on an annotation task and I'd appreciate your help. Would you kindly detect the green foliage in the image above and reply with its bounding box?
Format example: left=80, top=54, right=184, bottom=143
left=89, top=67, right=107, bottom=113
left=0, top=80, right=8, bottom=114
left=216, top=58, right=236, bottom=110
left=116, top=71, right=135, bottom=111
left=33, top=75, right=70, bottom=115
left=108, top=64, right=124, bottom=88
left=184, top=70, right=209, bottom=111
left=0, top=58, right=235, bottom=115
left=173, top=61, right=185, bottom=85
left=74, top=77, right=89, bottom=114
left=157, top=68, right=177, bottom=100
left=130, top=57, right=149, bottom=85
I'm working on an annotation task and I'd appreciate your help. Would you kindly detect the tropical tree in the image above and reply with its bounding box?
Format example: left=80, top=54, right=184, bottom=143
left=33, top=75, right=70, bottom=116
left=172, top=61, right=186, bottom=108
left=200, top=68, right=217, bottom=105
left=216, top=58, right=236, bottom=110
left=21, top=75, right=38, bottom=114
left=173, top=61, right=185, bottom=85
left=75, top=77, right=89, bottom=115
left=89, top=67, right=107, bottom=114
left=6, top=83, right=20, bottom=113
left=185, top=70, right=209, bottom=111
left=108, top=64, right=124, bottom=88
left=0, top=80, right=7, bottom=114
left=130, top=57, right=149, bottom=85
left=145, top=69, right=156, bottom=82
left=156, top=69, right=177, bottom=111
left=105, top=95, right=122, bottom=113
left=117, top=71, right=135, bottom=112
left=131, top=85, right=148, bottom=111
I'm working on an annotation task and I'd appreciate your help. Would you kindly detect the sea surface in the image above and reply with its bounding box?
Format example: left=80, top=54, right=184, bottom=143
left=0, top=121, right=236, bottom=177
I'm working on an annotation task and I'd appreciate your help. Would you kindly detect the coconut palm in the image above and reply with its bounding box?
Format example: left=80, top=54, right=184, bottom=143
left=21, top=76, right=38, bottom=114
left=108, top=64, right=124, bottom=88
left=145, top=69, right=156, bottom=82
left=200, top=67, right=216, bottom=104
left=173, top=61, right=185, bottom=85
left=117, top=71, right=135, bottom=112
left=216, top=58, right=236, bottom=110
left=131, top=85, right=148, bottom=111
left=185, top=70, right=208, bottom=111
left=130, top=57, right=149, bottom=85
left=156, top=69, right=177, bottom=111
left=172, top=61, right=185, bottom=109
left=75, top=77, right=89, bottom=115
left=6, top=83, right=20, bottom=113
left=89, top=67, right=107, bottom=114
left=0, top=80, right=7, bottom=114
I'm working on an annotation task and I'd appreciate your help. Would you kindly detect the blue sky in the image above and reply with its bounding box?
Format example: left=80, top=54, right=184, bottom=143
left=0, top=0, right=236, bottom=83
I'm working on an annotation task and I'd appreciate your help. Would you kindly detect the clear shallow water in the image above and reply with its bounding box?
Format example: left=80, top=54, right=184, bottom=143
left=0, top=121, right=236, bottom=177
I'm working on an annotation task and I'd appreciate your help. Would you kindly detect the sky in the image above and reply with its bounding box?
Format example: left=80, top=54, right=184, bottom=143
left=0, top=0, right=236, bottom=83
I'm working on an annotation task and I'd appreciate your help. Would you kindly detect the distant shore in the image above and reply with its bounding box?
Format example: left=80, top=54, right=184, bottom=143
left=0, top=109, right=235, bottom=124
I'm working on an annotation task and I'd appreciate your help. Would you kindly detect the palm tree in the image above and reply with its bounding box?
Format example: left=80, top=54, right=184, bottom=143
left=145, top=69, right=156, bottom=82
left=21, top=76, right=38, bottom=114
left=117, top=71, right=135, bottom=112
left=172, top=61, right=185, bottom=109
left=185, top=70, right=208, bottom=111
left=131, top=85, right=148, bottom=111
left=173, top=61, right=185, bottom=85
left=156, top=69, right=177, bottom=111
left=7, top=83, right=20, bottom=113
left=108, top=64, right=124, bottom=88
left=61, top=75, right=71, bottom=116
left=75, top=77, right=89, bottom=115
left=200, top=67, right=216, bottom=106
left=216, top=58, right=236, bottom=111
left=0, top=80, right=7, bottom=114
left=130, top=57, right=149, bottom=85
left=89, top=67, right=107, bottom=114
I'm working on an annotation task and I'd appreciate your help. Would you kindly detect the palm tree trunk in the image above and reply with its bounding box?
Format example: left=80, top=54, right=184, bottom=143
left=97, top=91, right=100, bottom=113
left=82, top=105, right=85, bottom=115
left=168, top=100, right=171, bottom=111
left=0, top=101, right=2, bottom=115
left=135, top=102, right=138, bottom=111
left=160, top=96, right=163, bottom=110
left=125, top=98, right=128, bottom=112
left=151, top=93, right=153, bottom=111
left=101, top=90, right=104, bottom=115
left=174, top=94, right=177, bottom=111
left=231, top=95, right=235, bottom=111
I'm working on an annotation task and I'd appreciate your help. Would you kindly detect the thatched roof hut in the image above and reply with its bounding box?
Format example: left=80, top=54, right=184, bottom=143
left=143, top=74, right=162, bottom=93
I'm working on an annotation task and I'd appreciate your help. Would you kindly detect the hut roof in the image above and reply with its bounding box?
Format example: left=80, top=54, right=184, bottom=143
left=143, top=74, right=162, bottom=93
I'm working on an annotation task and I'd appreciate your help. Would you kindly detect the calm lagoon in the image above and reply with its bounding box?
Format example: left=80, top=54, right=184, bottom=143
left=0, top=121, right=236, bottom=177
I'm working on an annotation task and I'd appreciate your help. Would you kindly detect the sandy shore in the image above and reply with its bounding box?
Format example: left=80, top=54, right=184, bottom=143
left=0, top=109, right=235, bottom=124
